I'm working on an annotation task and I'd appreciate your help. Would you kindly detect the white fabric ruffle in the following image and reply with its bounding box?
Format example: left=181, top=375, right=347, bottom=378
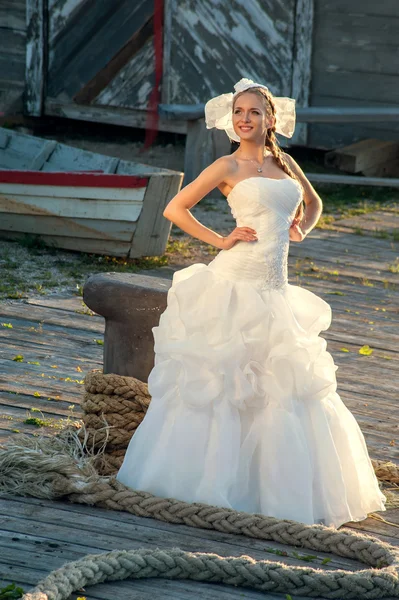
left=117, top=265, right=386, bottom=528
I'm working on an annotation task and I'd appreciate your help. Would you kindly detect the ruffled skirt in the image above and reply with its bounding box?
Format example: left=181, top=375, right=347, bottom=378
left=117, top=263, right=387, bottom=528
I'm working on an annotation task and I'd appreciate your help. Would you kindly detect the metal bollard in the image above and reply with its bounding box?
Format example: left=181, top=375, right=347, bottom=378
left=83, top=272, right=171, bottom=382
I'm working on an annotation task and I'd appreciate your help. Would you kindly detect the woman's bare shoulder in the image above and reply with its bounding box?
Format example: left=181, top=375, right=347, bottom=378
left=212, top=154, right=238, bottom=175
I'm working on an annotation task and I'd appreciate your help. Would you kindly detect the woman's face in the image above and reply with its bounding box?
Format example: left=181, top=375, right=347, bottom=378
left=232, top=91, right=273, bottom=142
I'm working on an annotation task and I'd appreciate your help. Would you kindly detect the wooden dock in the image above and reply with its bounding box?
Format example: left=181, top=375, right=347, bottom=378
left=0, top=212, right=398, bottom=599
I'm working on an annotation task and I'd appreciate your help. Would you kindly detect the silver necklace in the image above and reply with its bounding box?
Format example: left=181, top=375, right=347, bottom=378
left=238, top=153, right=269, bottom=173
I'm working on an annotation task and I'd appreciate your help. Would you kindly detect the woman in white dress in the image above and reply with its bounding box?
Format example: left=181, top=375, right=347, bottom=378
left=117, top=78, right=386, bottom=529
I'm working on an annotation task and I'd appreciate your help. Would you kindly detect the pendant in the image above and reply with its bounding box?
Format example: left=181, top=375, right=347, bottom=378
left=257, top=167, right=262, bottom=173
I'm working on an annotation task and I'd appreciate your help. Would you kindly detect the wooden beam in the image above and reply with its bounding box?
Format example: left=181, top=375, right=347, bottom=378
left=159, top=104, right=399, bottom=123
left=306, top=172, right=399, bottom=187
left=161, top=0, right=174, bottom=104
left=45, top=98, right=188, bottom=134
left=298, top=107, right=399, bottom=123
left=325, top=139, right=399, bottom=173
left=130, top=172, right=183, bottom=258
left=291, top=0, right=314, bottom=146
left=74, top=15, right=154, bottom=105
left=159, top=103, right=206, bottom=120
left=24, top=0, right=45, bottom=116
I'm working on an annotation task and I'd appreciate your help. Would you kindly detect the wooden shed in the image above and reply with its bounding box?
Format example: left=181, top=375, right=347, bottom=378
left=1, top=0, right=399, bottom=150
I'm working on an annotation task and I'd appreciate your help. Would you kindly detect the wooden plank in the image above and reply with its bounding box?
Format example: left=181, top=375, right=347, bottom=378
left=161, top=0, right=174, bottom=104
left=0, top=27, right=26, bottom=83
left=0, top=86, right=24, bottom=115
left=25, top=0, right=45, bottom=116
left=102, top=156, right=120, bottom=174
left=300, top=227, right=399, bottom=251
left=0, top=128, right=50, bottom=170
left=0, top=302, right=104, bottom=332
left=0, top=213, right=137, bottom=242
left=0, top=392, right=83, bottom=417
left=44, top=98, right=188, bottom=134
left=28, top=140, right=57, bottom=170
left=25, top=293, right=98, bottom=312
left=0, top=127, right=142, bottom=174
left=292, top=236, right=399, bottom=267
left=0, top=0, right=26, bottom=31
left=130, top=173, right=183, bottom=257
left=95, top=36, right=155, bottom=111
left=309, top=6, right=399, bottom=150
left=301, top=106, right=399, bottom=123
left=0, top=325, right=104, bottom=356
left=158, top=104, right=399, bottom=123
left=47, top=0, right=83, bottom=46
left=314, top=11, right=399, bottom=49
left=319, top=0, right=398, bottom=15
left=0, top=230, right=132, bottom=257
left=0, top=190, right=144, bottom=219
left=42, top=143, right=129, bottom=175
left=308, top=121, right=399, bottom=151
left=289, top=241, right=397, bottom=270
left=0, top=128, right=10, bottom=148
left=117, top=160, right=166, bottom=175
left=363, top=158, right=399, bottom=178
left=0, top=497, right=370, bottom=571
left=0, top=344, right=101, bottom=373
left=306, top=173, right=399, bottom=187
left=0, top=312, right=103, bottom=337
left=75, top=15, right=154, bottom=105
left=325, top=139, right=399, bottom=173
left=333, top=210, right=399, bottom=233
left=313, top=122, right=399, bottom=152
left=290, top=0, right=313, bottom=146
left=0, top=27, right=26, bottom=112
left=289, top=260, right=398, bottom=285
left=0, top=359, right=88, bottom=388
left=313, top=41, right=399, bottom=79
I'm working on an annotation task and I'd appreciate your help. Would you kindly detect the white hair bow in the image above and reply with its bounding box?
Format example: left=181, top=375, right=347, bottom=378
left=204, top=78, right=296, bottom=142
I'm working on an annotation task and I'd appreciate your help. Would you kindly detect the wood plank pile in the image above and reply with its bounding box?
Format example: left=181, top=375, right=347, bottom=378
left=325, top=139, right=399, bottom=178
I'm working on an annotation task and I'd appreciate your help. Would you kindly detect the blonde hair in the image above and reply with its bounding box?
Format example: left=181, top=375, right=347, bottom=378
left=233, top=88, right=305, bottom=221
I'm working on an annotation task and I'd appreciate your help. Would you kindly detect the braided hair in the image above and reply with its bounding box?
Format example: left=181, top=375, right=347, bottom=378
left=233, top=88, right=305, bottom=221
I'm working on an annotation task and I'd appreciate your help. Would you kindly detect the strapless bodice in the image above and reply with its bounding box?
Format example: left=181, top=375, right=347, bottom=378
left=208, top=176, right=303, bottom=290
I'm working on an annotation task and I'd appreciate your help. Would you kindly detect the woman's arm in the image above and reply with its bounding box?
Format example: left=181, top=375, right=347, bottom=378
left=163, top=157, right=256, bottom=250
left=284, top=153, right=324, bottom=238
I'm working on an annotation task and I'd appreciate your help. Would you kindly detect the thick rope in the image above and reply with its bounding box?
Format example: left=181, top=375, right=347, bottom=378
left=81, top=372, right=151, bottom=471
left=21, top=547, right=399, bottom=600
left=1, top=431, right=399, bottom=600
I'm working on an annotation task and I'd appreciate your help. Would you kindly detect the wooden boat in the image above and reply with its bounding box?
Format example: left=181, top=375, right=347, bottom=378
left=0, top=128, right=183, bottom=258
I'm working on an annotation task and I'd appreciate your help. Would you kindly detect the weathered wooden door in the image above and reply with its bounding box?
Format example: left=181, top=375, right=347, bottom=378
left=162, top=0, right=312, bottom=143
left=26, top=0, right=164, bottom=127
left=26, top=0, right=312, bottom=143
left=47, top=0, right=155, bottom=110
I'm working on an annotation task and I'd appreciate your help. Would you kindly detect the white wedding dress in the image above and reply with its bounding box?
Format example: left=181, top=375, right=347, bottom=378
left=117, top=176, right=387, bottom=528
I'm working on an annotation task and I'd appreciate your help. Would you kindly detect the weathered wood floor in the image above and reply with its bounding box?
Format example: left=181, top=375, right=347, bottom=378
left=0, top=211, right=398, bottom=599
